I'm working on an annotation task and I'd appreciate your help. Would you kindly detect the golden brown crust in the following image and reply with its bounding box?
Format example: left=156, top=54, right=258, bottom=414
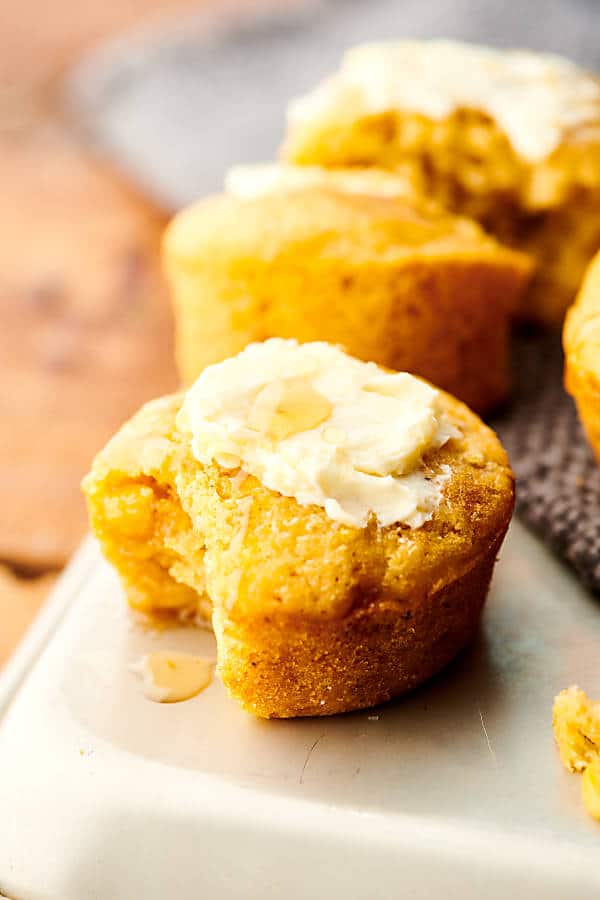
left=564, top=250, right=600, bottom=462
left=215, top=537, right=501, bottom=717
left=282, top=107, right=600, bottom=326
left=164, top=189, right=532, bottom=413
left=84, top=381, right=514, bottom=717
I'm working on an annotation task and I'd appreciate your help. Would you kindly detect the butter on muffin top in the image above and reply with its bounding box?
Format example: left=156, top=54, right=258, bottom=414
left=225, top=162, right=418, bottom=201
left=288, top=41, right=600, bottom=163
left=176, top=339, right=459, bottom=528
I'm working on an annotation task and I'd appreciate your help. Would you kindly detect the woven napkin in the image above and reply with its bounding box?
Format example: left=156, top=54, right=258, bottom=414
left=493, top=332, right=600, bottom=593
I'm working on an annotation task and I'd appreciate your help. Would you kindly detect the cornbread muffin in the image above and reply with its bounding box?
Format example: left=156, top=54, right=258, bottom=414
left=84, top=340, right=514, bottom=718
left=564, top=250, right=600, bottom=462
left=164, top=165, right=531, bottom=413
left=282, top=41, right=600, bottom=325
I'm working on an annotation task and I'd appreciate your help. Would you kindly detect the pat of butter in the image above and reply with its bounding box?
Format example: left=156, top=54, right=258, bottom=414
left=177, top=339, right=459, bottom=529
left=130, top=652, right=214, bottom=703
left=288, top=41, right=600, bottom=163
left=225, top=162, right=415, bottom=201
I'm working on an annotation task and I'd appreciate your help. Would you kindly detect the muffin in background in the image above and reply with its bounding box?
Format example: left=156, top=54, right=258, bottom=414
left=282, top=41, right=600, bottom=326
left=164, top=163, right=531, bottom=414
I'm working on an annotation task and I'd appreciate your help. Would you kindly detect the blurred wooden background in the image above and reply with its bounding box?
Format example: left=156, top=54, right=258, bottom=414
left=0, top=0, right=225, bottom=664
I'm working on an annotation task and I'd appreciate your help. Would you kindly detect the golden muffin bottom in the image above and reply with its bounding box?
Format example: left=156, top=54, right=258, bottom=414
left=564, top=250, right=600, bottom=463
left=83, top=389, right=514, bottom=718
left=164, top=188, right=532, bottom=413
left=215, top=543, right=500, bottom=717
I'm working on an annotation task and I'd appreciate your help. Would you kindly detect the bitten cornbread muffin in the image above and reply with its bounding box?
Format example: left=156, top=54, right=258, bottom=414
left=84, top=339, right=514, bottom=718
left=164, top=163, right=531, bottom=414
left=282, top=41, right=600, bottom=326
left=564, top=250, right=600, bottom=463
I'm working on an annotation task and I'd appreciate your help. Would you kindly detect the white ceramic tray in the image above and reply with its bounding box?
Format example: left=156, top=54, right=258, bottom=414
left=1, top=521, right=599, bottom=899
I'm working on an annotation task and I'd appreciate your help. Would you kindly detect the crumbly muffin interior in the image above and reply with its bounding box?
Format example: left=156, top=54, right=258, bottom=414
left=89, top=472, right=209, bottom=620
left=286, top=109, right=600, bottom=207
left=283, top=108, right=600, bottom=324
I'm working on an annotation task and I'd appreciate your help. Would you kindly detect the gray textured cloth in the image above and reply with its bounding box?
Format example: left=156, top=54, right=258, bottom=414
left=66, top=0, right=600, bottom=590
left=494, top=334, right=600, bottom=593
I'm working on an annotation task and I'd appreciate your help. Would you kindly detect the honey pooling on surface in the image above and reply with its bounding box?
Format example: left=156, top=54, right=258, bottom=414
left=246, top=376, right=333, bottom=441
left=130, top=652, right=214, bottom=703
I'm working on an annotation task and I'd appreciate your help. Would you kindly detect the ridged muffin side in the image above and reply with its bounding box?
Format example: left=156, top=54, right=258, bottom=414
left=564, top=250, right=600, bottom=463
left=164, top=188, right=531, bottom=413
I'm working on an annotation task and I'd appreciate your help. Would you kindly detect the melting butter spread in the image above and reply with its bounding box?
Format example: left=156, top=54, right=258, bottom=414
left=288, top=41, right=600, bottom=162
left=225, top=162, right=415, bottom=200
left=130, top=652, right=214, bottom=703
left=177, top=339, right=459, bottom=528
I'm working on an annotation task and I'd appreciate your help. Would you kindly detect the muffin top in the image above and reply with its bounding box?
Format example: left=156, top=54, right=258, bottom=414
left=164, top=181, right=526, bottom=268
left=89, top=342, right=514, bottom=620
left=287, top=41, right=600, bottom=163
left=177, top=339, right=459, bottom=529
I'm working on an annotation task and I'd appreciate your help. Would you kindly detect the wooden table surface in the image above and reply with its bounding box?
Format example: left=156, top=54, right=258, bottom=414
left=0, top=0, right=216, bottom=665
